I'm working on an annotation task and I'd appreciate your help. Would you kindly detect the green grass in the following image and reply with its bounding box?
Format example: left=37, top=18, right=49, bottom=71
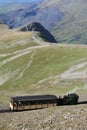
left=0, top=41, right=38, bottom=54
left=0, top=30, right=38, bottom=54
left=0, top=45, right=87, bottom=103
left=0, top=23, right=87, bottom=103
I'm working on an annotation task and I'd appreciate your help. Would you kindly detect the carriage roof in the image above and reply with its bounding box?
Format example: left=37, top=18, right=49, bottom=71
left=11, top=95, right=58, bottom=102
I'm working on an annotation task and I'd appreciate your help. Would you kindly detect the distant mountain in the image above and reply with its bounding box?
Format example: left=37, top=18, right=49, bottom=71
left=0, top=0, right=87, bottom=44
left=19, top=22, right=57, bottom=43
left=49, top=0, right=87, bottom=44
left=0, top=0, right=42, bottom=4
left=0, top=0, right=42, bottom=15
left=0, top=1, right=64, bottom=30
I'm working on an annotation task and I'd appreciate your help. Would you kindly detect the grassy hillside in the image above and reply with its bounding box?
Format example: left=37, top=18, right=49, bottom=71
left=0, top=23, right=87, bottom=103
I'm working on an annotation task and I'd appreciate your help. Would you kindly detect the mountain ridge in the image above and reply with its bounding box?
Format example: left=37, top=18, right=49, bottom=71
left=0, top=0, right=43, bottom=4
left=0, top=0, right=64, bottom=29
left=19, top=22, right=57, bottom=43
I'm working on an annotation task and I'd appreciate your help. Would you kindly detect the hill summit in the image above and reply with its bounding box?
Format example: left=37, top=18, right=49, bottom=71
left=20, top=22, right=57, bottom=43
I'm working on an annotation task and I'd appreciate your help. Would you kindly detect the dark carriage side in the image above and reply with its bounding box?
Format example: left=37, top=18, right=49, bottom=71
left=9, top=95, right=58, bottom=111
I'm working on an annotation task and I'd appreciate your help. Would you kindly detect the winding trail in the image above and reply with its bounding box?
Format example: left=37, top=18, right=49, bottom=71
left=0, top=45, right=50, bottom=67
left=0, top=45, right=49, bottom=85
left=0, top=72, right=11, bottom=85
left=60, top=61, right=87, bottom=79
left=16, top=50, right=36, bottom=80
left=0, top=50, right=31, bottom=67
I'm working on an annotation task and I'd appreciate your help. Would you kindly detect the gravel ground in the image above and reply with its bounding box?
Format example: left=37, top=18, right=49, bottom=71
left=0, top=104, right=87, bottom=130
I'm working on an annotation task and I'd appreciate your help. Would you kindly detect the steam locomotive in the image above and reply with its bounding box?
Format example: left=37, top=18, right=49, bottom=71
left=9, top=93, right=79, bottom=111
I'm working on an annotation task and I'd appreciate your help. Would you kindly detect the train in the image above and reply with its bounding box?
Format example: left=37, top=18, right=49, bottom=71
left=9, top=93, right=79, bottom=111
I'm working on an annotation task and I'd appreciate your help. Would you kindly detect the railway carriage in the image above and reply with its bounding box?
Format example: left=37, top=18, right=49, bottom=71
left=9, top=95, right=58, bottom=111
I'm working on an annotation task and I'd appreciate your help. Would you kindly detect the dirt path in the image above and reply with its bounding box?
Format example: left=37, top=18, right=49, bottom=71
left=0, top=44, right=49, bottom=86
left=16, top=50, right=36, bottom=80
left=37, top=59, right=87, bottom=84
left=60, top=61, right=87, bottom=79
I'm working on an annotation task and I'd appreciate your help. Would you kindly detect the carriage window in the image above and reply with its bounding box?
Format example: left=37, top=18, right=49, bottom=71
left=31, top=101, right=35, bottom=105
left=18, top=101, right=22, bottom=106
left=41, top=100, right=47, bottom=104
left=24, top=101, right=30, bottom=105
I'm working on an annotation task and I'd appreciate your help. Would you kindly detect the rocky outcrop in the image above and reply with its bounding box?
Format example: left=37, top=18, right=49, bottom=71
left=20, top=22, right=57, bottom=43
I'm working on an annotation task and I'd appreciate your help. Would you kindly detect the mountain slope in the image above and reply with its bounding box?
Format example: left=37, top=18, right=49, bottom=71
left=0, top=0, right=42, bottom=4
left=19, top=22, right=57, bottom=43
left=41, top=0, right=87, bottom=44
left=0, top=1, right=64, bottom=29
left=48, top=0, right=87, bottom=44
left=0, top=23, right=87, bottom=103
left=0, top=2, right=39, bottom=15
